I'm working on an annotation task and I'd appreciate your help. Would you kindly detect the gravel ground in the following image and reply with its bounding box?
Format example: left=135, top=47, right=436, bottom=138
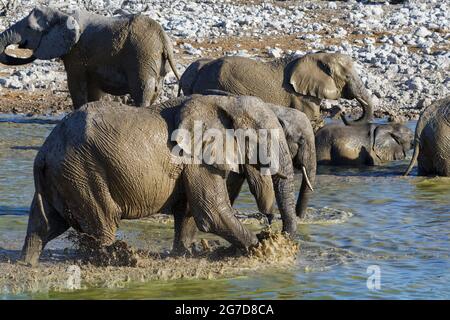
left=0, top=0, right=448, bottom=119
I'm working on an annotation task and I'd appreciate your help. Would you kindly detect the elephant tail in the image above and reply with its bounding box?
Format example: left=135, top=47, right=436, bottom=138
left=161, top=31, right=181, bottom=82
left=32, top=151, right=50, bottom=228
left=404, top=140, right=419, bottom=176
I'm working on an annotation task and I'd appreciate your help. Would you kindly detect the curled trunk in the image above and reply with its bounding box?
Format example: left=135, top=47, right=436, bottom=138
left=342, top=76, right=375, bottom=125
left=0, top=25, right=36, bottom=65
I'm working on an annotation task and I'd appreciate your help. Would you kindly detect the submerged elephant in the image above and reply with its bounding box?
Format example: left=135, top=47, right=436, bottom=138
left=315, top=116, right=413, bottom=166
left=404, top=96, right=450, bottom=176
left=178, top=52, right=375, bottom=130
left=0, top=7, right=180, bottom=108
left=174, top=104, right=316, bottom=253
left=21, top=95, right=299, bottom=266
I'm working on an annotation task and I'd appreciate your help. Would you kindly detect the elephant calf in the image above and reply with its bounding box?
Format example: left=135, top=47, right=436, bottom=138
left=405, top=96, right=450, bottom=176
left=315, top=116, right=413, bottom=166
left=0, top=7, right=180, bottom=108
left=178, top=52, right=375, bottom=130
left=21, top=95, right=298, bottom=266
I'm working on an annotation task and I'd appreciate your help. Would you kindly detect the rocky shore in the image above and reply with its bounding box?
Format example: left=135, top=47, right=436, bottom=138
left=0, top=0, right=448, bottom=120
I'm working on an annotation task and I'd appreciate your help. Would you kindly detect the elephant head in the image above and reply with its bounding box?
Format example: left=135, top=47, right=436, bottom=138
left=288, top=52, right=375, bottom=125
left=268, top=105, right=316, bottom=219
left=174, top=95, right=298, bottom=236
left=370, top=122, right=414, bottom=163
left=0, top=7, right=80, bottom=65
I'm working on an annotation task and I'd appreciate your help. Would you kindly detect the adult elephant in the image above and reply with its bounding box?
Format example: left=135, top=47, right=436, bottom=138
left=21, top=95, right=298, bottom=266
left=404, top=96, right=450, bottom=176
left=174, top=104, right=316, bottom=254
left=315, top=115, right=413, bottom=166
left=179, top=52, right=375, bottom=130
left=0, top=7, right=180, bottom=108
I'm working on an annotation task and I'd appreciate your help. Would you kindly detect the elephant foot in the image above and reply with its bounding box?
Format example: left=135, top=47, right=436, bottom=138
left=21, top=233, right=44, bottom=267
left=171, top=245, right=193, bottom=257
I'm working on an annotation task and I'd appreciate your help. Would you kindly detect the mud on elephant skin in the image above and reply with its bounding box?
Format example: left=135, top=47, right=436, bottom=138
left=178, top=52, right=375, bottom=131
left=223, top=105, right=316, bottom=221
left=315, top=116, right=413, bottom=166
left=171, top=91, right=317, bottom=254
left=0, top=7, right=180, bottom=108
left=404, top=96, right=450, bottom=177
left=21, top=95, right=298, bottom=266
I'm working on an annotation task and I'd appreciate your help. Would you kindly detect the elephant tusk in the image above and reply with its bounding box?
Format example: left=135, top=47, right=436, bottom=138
left=302, top=166, right=314, bottom=192
left=356, top=97, right=369, bottom=106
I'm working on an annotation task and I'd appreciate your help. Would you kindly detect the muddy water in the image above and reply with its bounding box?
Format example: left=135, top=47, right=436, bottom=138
left=0, top=116, right=449, bottom=299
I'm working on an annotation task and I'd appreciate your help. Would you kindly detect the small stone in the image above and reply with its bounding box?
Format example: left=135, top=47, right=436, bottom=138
left=415, top=27, right=432, bottom=38
left=267, top=47, right=283, bottom=58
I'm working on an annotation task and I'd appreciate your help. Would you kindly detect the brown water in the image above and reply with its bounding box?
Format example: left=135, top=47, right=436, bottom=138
left=0, top=116, right=449, bottom=299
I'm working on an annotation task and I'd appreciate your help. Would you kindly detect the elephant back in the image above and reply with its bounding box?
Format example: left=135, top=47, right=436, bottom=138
left=194, top=56, right=290, bottom=107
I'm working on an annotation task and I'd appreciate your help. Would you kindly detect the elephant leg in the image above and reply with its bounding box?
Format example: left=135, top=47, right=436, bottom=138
left=128, top=66, right=157, bottom=107
left=226, top=172, right=245, bottom=205
left=64, top=62, right=89, bottom=109
left=172, top=207, right=198, bottom=255
left=87, top=80, right=105, bottom=103
left=62, top=171, right=120, bottom=246
left=21, top=194, right=69, bottom=266
left=243, top=165, right=275, bottom=215
left=183, top=166, right=258, bottom=252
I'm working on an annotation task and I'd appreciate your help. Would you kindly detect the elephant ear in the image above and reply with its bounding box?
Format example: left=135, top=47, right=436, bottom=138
left=371, top=125, right=401, bottom=161
left=173, top=95, right=291, bottom=178
left=33, top=11, right=80, bottom=60
left=288, top=53, right=342, bottom=100
left=173, top=96, right=241, bottom=173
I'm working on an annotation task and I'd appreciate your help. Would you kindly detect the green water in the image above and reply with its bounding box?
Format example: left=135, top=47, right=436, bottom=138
left=0, top=117, right=449, bottom=299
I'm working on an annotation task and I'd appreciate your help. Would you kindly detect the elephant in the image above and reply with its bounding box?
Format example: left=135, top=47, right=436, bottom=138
left=174, top=102, right=316, bottom=253
left=315, top=115, right=414, bottom=166
left=0, top=7, right=180, bottom=108
left=21, top=95, right=298, bottom=266
left=178, top=52, right=375, bottom=131
left=404, top=96, right=450, bottom=176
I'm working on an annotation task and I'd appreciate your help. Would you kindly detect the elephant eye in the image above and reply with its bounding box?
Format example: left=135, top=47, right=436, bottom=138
left=298, top=137, right=305, bottom=146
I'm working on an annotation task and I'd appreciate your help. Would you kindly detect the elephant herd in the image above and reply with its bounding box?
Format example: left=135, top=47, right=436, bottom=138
left=0, top=8, right=448, bottom=266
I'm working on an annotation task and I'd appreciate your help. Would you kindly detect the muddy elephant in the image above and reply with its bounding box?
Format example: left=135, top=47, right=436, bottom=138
left=174, top=104, right=316, bottom=253
left=21, top=95, right=298, bottom=266
left=315, top=115, right=413, bottom=166
left=0, top=7, right=180, bottom=108
left=404, top=96, right=450, bottom=176
left=178, top=52, right=375, bottom=130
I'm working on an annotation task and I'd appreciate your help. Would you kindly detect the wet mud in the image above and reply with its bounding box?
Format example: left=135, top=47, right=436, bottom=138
left=0, top=224, right=300, bottom=295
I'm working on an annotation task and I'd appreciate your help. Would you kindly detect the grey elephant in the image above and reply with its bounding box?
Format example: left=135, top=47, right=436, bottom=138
left=178, top=52, right=375, bottom=130
left=21, top=95, right=299, bottom=266
left=404, top=96, right=450, bottom=176
left=174, top=103, right=316, bottom=253
left=315, top=115, right=413, bottom=166
left=0, top=7, right=180, bottom=108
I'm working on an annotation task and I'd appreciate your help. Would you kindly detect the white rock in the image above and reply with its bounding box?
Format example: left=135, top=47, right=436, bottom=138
left=415, top=26, right=432, bottom=37
left=267, top=47, right=283, bottom=58
left=327, top=2, right=338, bottom=10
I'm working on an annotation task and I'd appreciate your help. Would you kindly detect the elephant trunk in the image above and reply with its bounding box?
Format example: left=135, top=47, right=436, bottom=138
left=295, top=140, right=317, bottom=219
left=0, top=23, right=36, bottom=65
left=271, top=147, right=297, bottom=237
left=404, top=116, right=424, bottom=176
left=343, top=75, right=375, bottom=125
